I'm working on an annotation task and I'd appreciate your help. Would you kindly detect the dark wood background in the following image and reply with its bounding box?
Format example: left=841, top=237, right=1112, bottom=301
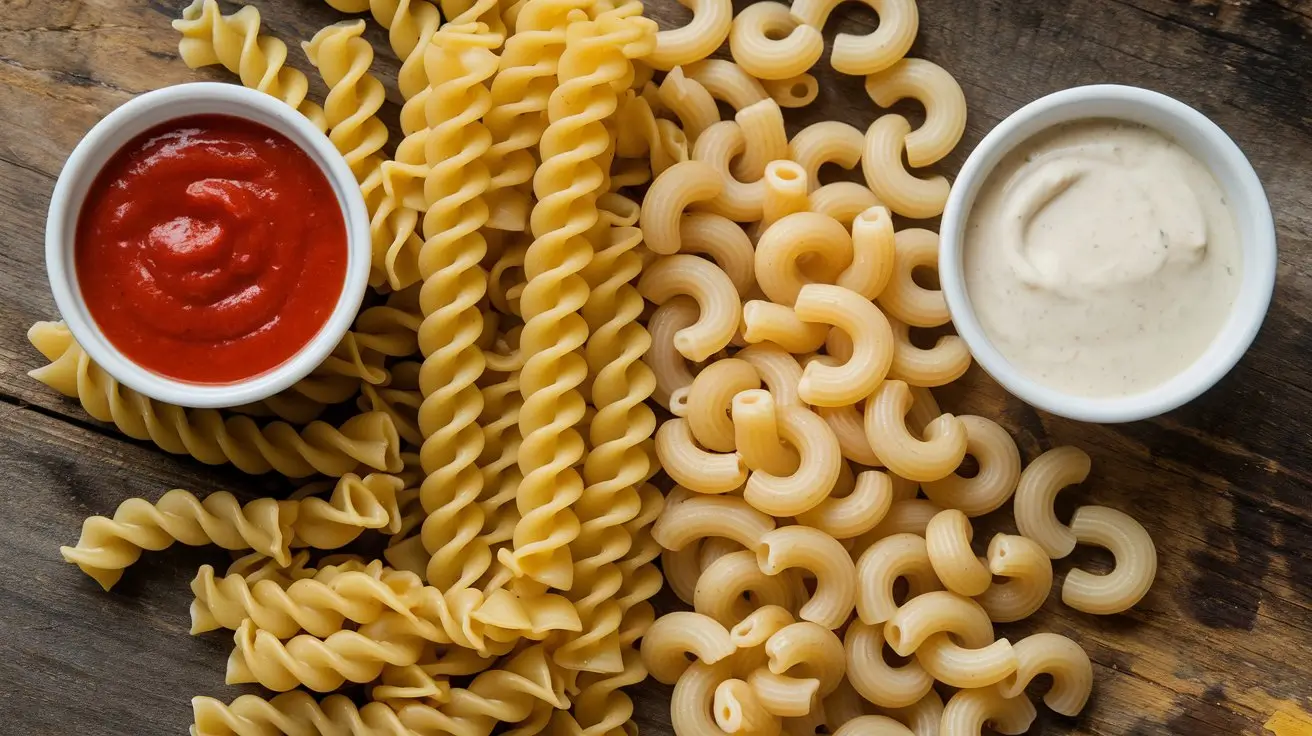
left=2, top=0, right=1311, bottom=733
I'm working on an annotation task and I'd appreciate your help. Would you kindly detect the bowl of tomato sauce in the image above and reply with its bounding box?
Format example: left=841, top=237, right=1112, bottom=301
left=46, top=82, right=370, bottom=408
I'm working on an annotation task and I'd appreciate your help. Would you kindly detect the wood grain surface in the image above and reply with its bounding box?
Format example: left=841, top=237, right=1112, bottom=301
left=2, top=0, right=1311, bottom=734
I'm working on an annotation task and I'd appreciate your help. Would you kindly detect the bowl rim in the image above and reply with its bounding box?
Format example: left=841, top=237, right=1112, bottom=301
left=45, top=81, right=370, bottom=409
left=939, top=84, right=1277, bottom=424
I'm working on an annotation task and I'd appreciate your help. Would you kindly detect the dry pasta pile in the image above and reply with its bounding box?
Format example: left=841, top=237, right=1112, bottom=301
left=27, top=0, right=1159, bottom=733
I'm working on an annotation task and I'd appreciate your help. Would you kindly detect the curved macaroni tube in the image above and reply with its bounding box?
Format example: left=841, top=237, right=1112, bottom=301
left=766, top=622, right=846, bottom=696
left=647, top=0, right=733, bottom=70
left=639, top=254, right=741, bottom=361
left=681, top=213, right=758, bottom=296
left=755, top=213, right=854, bottom=306
left=743, top=301, right=830, bottom=354
left=914, top=632, right=1018, bottom=688
left=939, top=687, right=1036, bottom=736
left=700, top=536, right=747, bottom=571
left=922, top=416, right=1020, bottom=517
left=691, top=121, right=767, bottom=222
left=975, top=534, right=1053, bottom=623
left=905, top=385, right=941, bottom=439
left=862, top=115, right=949, bottom=219
left=685, top=59, right=768, bottom=110
left=998, top=633, right=1094, bottom=716
left=886, top=316, right=972, bottom=387
left=838, top=206, right=896, bottom=300
left=877, top=690, right=943, bottom=736
left=864, top=380, right=967, bottom=482
left=791, top=0, right=917, bottom=75
left=818, top=402, right=882, bottom=467
left=789, top=122, right=865, bottom=192
left=732, top=605, right=797, bottom=648
left=883, top=590, right=993, bottom=656
left=796, top=470, right=893, bottom=540
left=757, top=526, right=857, bottom=629
left=737, top=343, right=806, bottom=409
left=663, top=543, right=704, bottom=605
left=864, top=58, right=966, bottom=168
left=656, top=418, right=749, bottom=494
left=843, top=621, right=932, bottom=709
left=697, top=550, right=801, bottom=626
left=854, top=500, right=943, bottom=553
left=795, top=284, right=894, bottom=407
left=855, top=533, right=942, bottom=624
left=810, top=182, right=882, bottom=227
left=714, top=679, right=783, bottom=736
left=762, top=74, right=819, bottom=108
left=659, top=66, right=721, bottom=143
left=748, top=669, right=820, bottom=717
left=924, top=509, right=991, bottom=597
left=1062, top=505, right=1157, bottom=615
left=673, top=660, right=736, bottom=736
left=642, top=161, right=725, bottom=255
left=734, top=98, right=789, bottom=182
left=877, top=228, right=951, bottom=328
left=653, top=492, right=777, bottom=552
left=833, top=716, right=914, bottom=736
left=647, top=296, right=702, bottom=410
left=760, top=161, right=812, bottom=232
left=738, top=396, right=842, bottom=517
left=1014, top=446, right=1091, bottom=558
left=732, top=390, right=801, bottom=478
left=687, top=358, right=762, bottom=452
left=641, top=612, right=736, bottom=684
left=728, top=2, right=824, bottom=80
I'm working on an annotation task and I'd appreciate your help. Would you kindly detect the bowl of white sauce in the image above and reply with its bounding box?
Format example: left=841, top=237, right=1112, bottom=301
left=940, top=84, right=1276, bottom=423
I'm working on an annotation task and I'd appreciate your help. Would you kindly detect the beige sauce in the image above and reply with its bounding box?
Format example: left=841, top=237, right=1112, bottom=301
left=963, top=119, right=1242, bottom=398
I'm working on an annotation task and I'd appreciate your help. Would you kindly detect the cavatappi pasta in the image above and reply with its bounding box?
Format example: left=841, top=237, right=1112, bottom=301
left=30, top=0, right=1162, bottom=732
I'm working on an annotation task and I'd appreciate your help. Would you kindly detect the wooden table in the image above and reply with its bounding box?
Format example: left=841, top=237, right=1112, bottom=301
left=3, top=0, right=1311, bottom=734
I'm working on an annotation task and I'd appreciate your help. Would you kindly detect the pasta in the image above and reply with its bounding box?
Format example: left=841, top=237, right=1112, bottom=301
left=696, top=550, right=800, bottom=626
left=876, top=229, right=951, bottom=328
left=796, top=470, right=894, bottom=539
left=638, top=254, right=742, bottom=362
left=653, top=492, right=777, bottom=553
left=739, top=394, right=842, bottom=517
left=765, top=622, right=846, bottom=696
left=975, top=534, right=1053, bottom=623
left=756, top=526, right=857, bottom=629
left=641, top=611, right=736, bottom=684
left=883, top=591, right=993, bottom=656
left=939, top=687, right=1036, bottom=736
left=832, top=716, right=914, bottom=736
left=732, top=389, right=800, bottom=477
left=762, top=74, right=819, bottom=108
left=755, top=213, right=854, bottom=306
left=794, top=284, right=893, bottom=407
left=685, top=358, right=762, bottom=451
left=864, top=380, right=967, bottom=483
left=855, top=533, right=942, bottom=624
left=999, top=633, right=1093, bottom=716
left=684, top=59, right=769, bottom=110
left=839, top=206, right=896, bottom=301
left=643, top=161, right=726, bottom=255
left=748, top=669, right=821, bottom=718
left=657, top=419, right=749, bottom=494
left=691, top=121, right=767, bottom=223
left=844, top=621, right=933, bottom=708
left=914, top=632, right=1018, bottom=689
left=1013, top=446, right=1091, bottom=558
left=862, top=115, right=950, bottom=220
left=790, top=0, right=917, bottom=75
left=192, top=692, right=410, bottom=735
left=760, top=161, right=812, bottom=232
left=647, top=0, right=733, bottom=70
left=733, top=99, right=788, bottom=182
left=742, top=301, right=828, bottom=354
left=886, top=316, right=972, bottom=387
left=924, top=509, right=991, bottom=597
left=728, top=2, right=824, bottom=80
left=659, top=66, right=722, bottom=143
left=789, top=122, right=865, bottom=192
left=810, top=182, right=883, bottom=227
left=226, top=613, right=426, bottom=692
left=1062, top=505, right=1158, bottom=614
left=864, top=58, right=967, bottom=168
left=680, top=213, right=759, bottom=296
left=648, top=296, right=703, bottom=409
left=714, top=678, right=781, bottom=736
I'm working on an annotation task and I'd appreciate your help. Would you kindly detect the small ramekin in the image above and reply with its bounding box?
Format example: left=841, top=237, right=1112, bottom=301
left=45, top=82, right=370, bottom=409
left=939, top=85, right=1277, bottom=423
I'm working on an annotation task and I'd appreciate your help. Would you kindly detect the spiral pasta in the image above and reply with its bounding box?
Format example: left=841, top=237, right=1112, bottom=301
left=191, top=692, right=410, bottom=736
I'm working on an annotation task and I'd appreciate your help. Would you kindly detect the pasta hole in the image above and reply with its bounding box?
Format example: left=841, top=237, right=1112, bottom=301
left=815, top=161, right=862, bottom=186
left=1068, top=543, right=1116, bottom=576
left=890, top=576, right=911, bottom=605
left=881, top=640, right=912, bottom=668
left=992, top=573, right=1009, bottom=585
left=773, top=164, right=801, bottom=181
left=908, top=324, right=951, bottom=350
left=791, top=82, right=811, bottom=99
left=763, top=24, right=792, bottom=41
left=910, top=265, right=941, bottom=290
left=955, top=454, right=981, bottom=479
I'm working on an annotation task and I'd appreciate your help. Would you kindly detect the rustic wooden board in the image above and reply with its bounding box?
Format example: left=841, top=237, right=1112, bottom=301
left=2, top=0, right=1312, bottom=734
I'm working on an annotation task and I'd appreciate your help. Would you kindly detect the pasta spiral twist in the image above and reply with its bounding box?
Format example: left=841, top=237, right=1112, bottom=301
left=508, top=14, right=653, bottom=588
left=28, top=322, right=404, bottom=479
left=321, top=0, right=441, bottom=126
left=173, top=0, right=326, bottom=129
left=227, top=615, right=428, bottom=692
left=414, top=24, right=499, bottom=592
left=60, top=473, right=403, bottom=591
left=191, top=692, right=409, bottom=736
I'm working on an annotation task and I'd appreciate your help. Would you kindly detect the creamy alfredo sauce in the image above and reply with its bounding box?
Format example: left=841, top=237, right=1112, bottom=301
left=963, top=119, right=1243, bottom=398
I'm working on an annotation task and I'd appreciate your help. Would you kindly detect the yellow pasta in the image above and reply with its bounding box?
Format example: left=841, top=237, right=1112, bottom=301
left=920, top=416, right=1020, bottom=517
left=734, top=98, right=789, bottom=182
left=796, top=470, right=894, bottom=540
left=642, top=160, right=726, bottom=254
left=998, top=633, right=1094, bottom=716
left=832, top=716, right=914, bottom=736
left=714, top=678, right=783, bottom=736
left=691, top=121, right=767, bottom=223
left=862, top=115, right=950, bottom=219
left=748, top=669, right=820, bottom=718
left=648, top=296, right=703, bottom=409
left=1062, top=505, right=1157, bottom=615
left=226, top=614, right=426, bottom=692
left=737, top=394, right=842, bottom=517
left=659, top=65, right=722, bottom=142
left=837, top=206, right=896, bottom=301
left=657, top=418, right=750, bottom=494
left=760, top=161, right=812, bottom=231
left=855, top=533, right=942, bottom=624
left=736, top=343, right=806, bottom=408
left=755, top=213, right=854, bottom=306
left=696, top=550, right=801, bottom=626
left=876, top=690, right=944, bottom=736
left=757, top=526, right=857, bottom=629
left=652, top=492, right=776, bottom=553
left=788, top=122, right=865, bottom=192
left=1013, top=446, right=1091, bottom=559
left=762, top=74, right=819, bottom=108
left=876, top=228, right=951, bottom=328
left=883, top=590, right=993, bottom=657
left=844, top=621, right=933, bottom=709
left=742, top=301, right=830, bottom=354
left=728, top=2, right=824, bottom=80
left=765, top=622, right=847, bottom=696
left=680, top=213, right=759, bottom=296
left=864, top=58, right=967, bottom=168
left=672, top=659, right=736, bottom=736
left=975, top=534, right=1053, bottom=623
left=914, top=632, right=1017, bottom=689
left=685, top=59, right=769, bottom=110
left=641, top=611, right=736, bottom=684
left=732, top=389, right=801, bottom=478
left=795, top=284, right=894, bottom=407
left=685, top=358, right=762, bottom=452
left=810, top=182, right=883, bottom=227
left=924, top=509, right=991, bottom=598
left=191, top=692, right=410, bottom=736
left=647, top=0, right=733, bottom=69
left=638, top=254, right=742, bottom=362
left=663, top=544, right=706, bottom=606
left=791, top=0, right=917, bottom=75
left=864, top=380, right=967, bottom=482
left=939, top=687, right=1036, bottom=736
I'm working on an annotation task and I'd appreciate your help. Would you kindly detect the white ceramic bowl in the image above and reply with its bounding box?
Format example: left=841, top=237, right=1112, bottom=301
left=46, top=82, right=370, bottom=409
left=940, top=84, right=1277, bottom=423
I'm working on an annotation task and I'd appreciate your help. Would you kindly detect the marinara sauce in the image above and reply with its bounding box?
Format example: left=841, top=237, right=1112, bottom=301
left=75, top=114, right=346, bottom=384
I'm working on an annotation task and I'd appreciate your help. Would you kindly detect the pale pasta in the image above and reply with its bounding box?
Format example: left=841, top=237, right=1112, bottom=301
left=686, top=358, right=762, bottom=452
left=839, top=206, right=896, bottom=301
left=1014, top=446, right=1091, bottom=558
left=844, top=621, right=933, bottom=708
left=976, top=534, right=1053, bottom=623
left=755, top=213, right=854, bottom=306
left=641, top=611, right=736, bottom=684
left=833, top=716, right=914, bottom=736
left=876, top=228, right=951, bottom=328
left=886, top=316, right=972, bottom=387
left=692, top=121, right=768, bottom=222
left=643, top=161, right=726, bottom=255
left=862, top=115, right=950, bottom=219
left=810, top=182, right=883, bottom=227
left=1062, top=505, right=1157, bottom=615
left=638, top=254, right=742, bottom=362
left=748, top=669, right=821, bottom=717
left=864, top=380, right=968, bottom=482
left=883, top=591, right=993, bottom=656
left=790, top=0, right=918, bottom=75
left=924, top=509, right=991, bottom=597
left=998, top=633, right=1094, bottom=716
left=757, top=526, right=858, bottom=629
left=656, top=418, right=749, bottom=494
left=647, top=0, right=733, bottom=70
left=763, top=74, right=820, bottom=108
left=648, top=296, right=703, bottom=410
left=796, top=470, right=894, bottom=539
left=795, top=284, right=894, bottom=407
left=652, top=492, right=776, bottom=553
left=728, top=2, right=824, bottom=80
left=742, top=301, right=830, bottom=354
left=732, top=389, right=800, bottom=477
left=659, top=65, right=722, bottom=142
left=939, top=687, right=1036, bottom=736
left=864, top=58, right=967, bottom=167
left=760, top=161, right=812, bottom=231
left=739, top=396, right=842, bottom=517
left=680, top=212, right=759, bottom=296
left=914, top=632, right=1018, bottom=689
left=789, top=122, right=866, bottom=192
left=734, top=98, right=789, bottom=182
left=920, top=415, right=1019, bottom=516
left=684, top=59, right=769, bottom=110
left=855, top=533, right=942, bottom=624
left=766, top=622, right=847, bottom=696
left=696, top=550, right=801, bottom=626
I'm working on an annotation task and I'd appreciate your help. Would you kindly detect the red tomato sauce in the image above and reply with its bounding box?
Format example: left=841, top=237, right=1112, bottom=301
left=75, top=114, right=347, bottom=384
